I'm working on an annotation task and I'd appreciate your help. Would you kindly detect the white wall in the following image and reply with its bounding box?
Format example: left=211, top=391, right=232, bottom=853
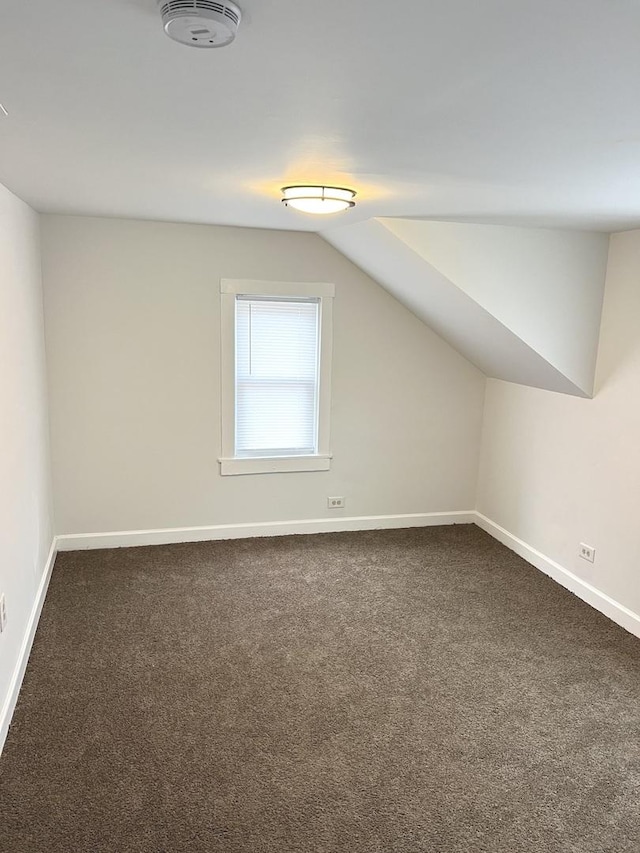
left=477, top=229, right=640, bottom=617
left=0, top=184, right=54, bottom=746
left=380, top=219, right=609, bottom=394
left=42, top=215, right=485, bottom=536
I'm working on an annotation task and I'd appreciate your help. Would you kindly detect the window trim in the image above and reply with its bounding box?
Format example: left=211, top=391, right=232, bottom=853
left=219, top=279, right=334, bottom=476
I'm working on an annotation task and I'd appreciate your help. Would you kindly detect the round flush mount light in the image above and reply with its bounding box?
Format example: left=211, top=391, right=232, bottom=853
left=281, top=185, right=356, bottom=215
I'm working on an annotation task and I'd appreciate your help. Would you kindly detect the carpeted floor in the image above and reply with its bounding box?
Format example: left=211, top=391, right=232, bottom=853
left=1, top=525, right=639, bottom=852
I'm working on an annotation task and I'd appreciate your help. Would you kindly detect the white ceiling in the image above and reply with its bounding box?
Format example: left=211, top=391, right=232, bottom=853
left=2, top=0, right=640, bottom=231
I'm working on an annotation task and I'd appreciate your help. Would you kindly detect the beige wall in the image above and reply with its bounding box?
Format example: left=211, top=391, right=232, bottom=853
left=42, top=215, right=485, bottom=535
left=0, top=185, right=54, bottom=742
left=477, top=229, right=640, bottom=616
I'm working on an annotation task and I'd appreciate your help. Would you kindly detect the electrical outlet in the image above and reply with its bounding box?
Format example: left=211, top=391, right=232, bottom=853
left=327, top=496, right=345, bottom=509
left=579, top=543, right=596, bottom=563
left=0, top=594, right=6, bottom=633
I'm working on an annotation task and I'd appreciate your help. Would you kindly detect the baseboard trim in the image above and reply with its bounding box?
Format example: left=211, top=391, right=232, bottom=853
left=56, top=511, right=476, bottom=551
left=0, top=538, right=58, bottom=756
left=474, top=512, right=640, bottom=640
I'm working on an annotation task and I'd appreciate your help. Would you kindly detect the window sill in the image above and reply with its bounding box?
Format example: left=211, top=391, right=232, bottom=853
left=218, top=454, right=332, bottom=476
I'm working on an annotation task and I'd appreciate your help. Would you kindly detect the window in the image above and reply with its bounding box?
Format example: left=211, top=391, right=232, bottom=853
left=220, top=279, right=334, bottom=475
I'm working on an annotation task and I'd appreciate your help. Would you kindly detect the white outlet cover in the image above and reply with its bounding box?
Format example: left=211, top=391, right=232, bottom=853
left=327, top=496, right=345, bottom=509
left=579, top=543, right=596, bottom=563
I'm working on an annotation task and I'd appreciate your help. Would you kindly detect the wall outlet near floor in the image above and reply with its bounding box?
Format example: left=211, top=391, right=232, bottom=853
left=327, top=496, right=345, bottom=509
left=0, top=594, right=6, bottom=632
left=579, top=543, right=596, bottom=563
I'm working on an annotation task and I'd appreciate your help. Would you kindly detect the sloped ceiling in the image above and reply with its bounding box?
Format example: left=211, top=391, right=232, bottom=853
left=0, top=2, right=614, bottom=397
left=323, top=219, right=609, bottom=397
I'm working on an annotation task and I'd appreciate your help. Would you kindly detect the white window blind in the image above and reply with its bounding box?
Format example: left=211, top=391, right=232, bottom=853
left=235, top=296, right=320, bottom=457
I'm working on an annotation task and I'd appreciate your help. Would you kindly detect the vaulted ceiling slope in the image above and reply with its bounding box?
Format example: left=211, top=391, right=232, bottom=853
left=323, top=220, right=609, bottom=397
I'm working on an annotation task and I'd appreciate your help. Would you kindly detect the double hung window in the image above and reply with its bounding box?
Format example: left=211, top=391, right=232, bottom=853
left=220, top=280, right=334, bottom=475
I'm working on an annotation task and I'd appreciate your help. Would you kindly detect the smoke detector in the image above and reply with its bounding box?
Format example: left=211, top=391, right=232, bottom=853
left=158, top=1, right=242, bottom=48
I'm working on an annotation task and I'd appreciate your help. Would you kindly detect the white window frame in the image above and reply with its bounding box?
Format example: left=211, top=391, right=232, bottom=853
left=219, top=279, right=334, bottom=476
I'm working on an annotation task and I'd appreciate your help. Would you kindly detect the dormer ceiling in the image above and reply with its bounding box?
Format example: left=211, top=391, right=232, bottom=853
left=323, top=219, right=609, bottom=397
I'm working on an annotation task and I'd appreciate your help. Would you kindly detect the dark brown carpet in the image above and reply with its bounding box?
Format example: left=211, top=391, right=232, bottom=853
left=1, top=525, right=639, bottom=852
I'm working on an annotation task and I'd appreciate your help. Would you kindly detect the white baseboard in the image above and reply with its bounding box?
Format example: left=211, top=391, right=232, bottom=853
left=0, top=538, right=57, bottom=756
left=56, top=511, right=476, bottom=551
left=56, top=512, right=640, bottom=640
left=474, top=512, right=640, bottom=640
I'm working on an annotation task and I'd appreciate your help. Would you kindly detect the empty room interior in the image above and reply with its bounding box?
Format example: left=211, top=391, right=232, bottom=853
left=1, top=1, right=640, bottom=850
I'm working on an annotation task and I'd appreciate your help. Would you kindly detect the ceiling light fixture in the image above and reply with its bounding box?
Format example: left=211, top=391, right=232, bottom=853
left=281, top=185, right=356, bottom=215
